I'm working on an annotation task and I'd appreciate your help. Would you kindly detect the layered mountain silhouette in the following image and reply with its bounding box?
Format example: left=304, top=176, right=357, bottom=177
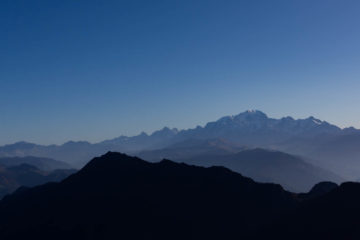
left=139, top=139, right=343, bottom=192
left=139, top=138, right=246, bottom=160
left=0, top=141, right=104, bottom=167
left=0, top=156, right=71, bottom=171
left=0, top=163, right=75, bottom=199
left=1, top=110, right=360, bottom=179
left=0, top=152, right=296, bottom=239
left=0, top=152, right=358, bottom=240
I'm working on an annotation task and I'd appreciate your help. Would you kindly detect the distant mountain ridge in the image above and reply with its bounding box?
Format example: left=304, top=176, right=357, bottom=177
left=139, top=138, right=246, bottom=160
left=139, top=143, right=343, bottom=192
left=0, top=156, right=71, bottom=171
left=0, top=163, right=75, bottom=199
left=1, top=110, right=360, bottom=178
left=102, top=110, right=356, bottom=147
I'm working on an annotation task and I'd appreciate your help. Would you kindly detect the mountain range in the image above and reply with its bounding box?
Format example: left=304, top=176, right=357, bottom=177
left=1, top=110, right=360, bottom=179
left=0, top=152, right=359, bottom=240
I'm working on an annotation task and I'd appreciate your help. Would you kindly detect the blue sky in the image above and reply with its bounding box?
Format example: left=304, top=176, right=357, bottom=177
left=1, top=0, right=360, bottom=145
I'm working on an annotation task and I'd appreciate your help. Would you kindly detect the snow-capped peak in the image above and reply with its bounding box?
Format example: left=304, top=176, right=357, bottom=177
left=312, top=119, right=322, bottom=125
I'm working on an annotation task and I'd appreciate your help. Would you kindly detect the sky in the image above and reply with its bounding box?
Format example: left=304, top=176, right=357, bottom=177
left=1, top=0, right=360, bottom=145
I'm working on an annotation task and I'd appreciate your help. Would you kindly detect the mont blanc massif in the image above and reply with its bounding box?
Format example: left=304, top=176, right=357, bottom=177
left=1, top=110, right=360, bottom=239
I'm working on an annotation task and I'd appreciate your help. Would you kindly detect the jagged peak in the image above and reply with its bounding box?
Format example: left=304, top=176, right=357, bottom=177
left=234, top=110, right=268, bottom=119
left=151, top=127, right=179, bottom=137
left=245, top=109, right=261, bottom=113
left=216, top=110, right=267, bottom=123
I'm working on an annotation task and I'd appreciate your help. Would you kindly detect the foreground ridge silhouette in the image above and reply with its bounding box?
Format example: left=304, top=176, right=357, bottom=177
left=0, top=152, right=359, bottom=239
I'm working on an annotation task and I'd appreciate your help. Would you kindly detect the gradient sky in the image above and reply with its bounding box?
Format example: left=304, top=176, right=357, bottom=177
left=1, top=0, right=360, bottom=145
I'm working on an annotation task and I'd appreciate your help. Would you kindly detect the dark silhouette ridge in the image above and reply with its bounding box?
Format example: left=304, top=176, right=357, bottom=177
left=258, top=182, right=360, bottom=239
left=0, top=152, right=296, bottom=240
left=1, top=152, right=360, bottom=239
